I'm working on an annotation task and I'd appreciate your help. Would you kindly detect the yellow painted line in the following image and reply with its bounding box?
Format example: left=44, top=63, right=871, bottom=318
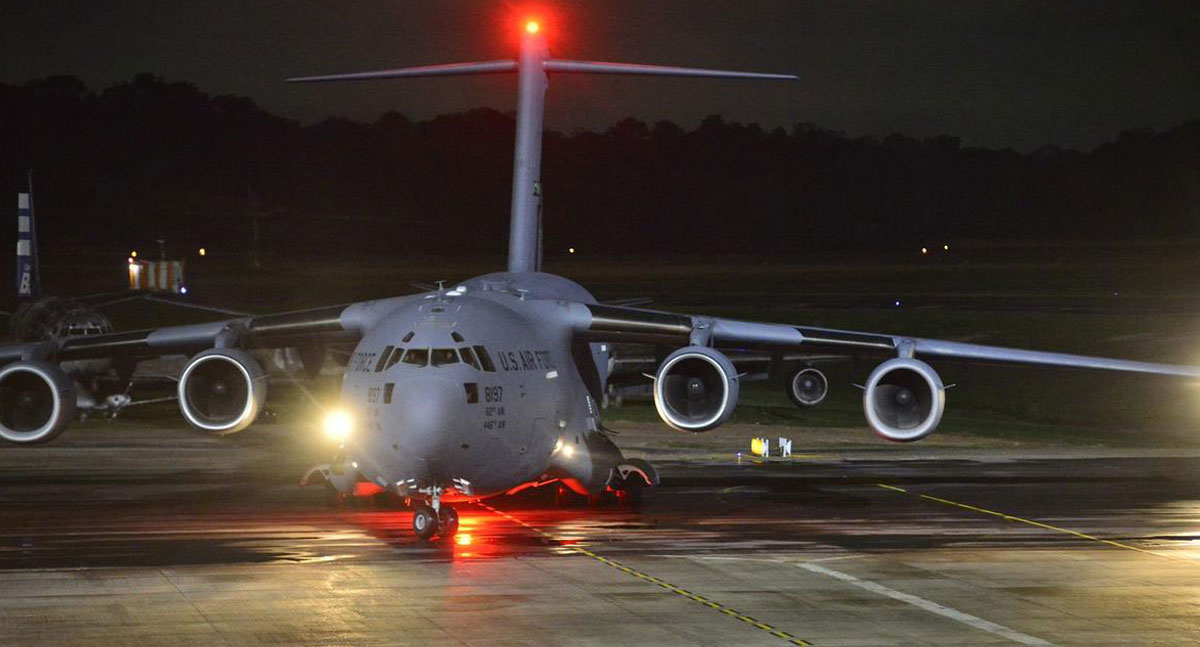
left=876, top=483, right=1196, bottom=565
left=477, top=502, right=811, bottom=646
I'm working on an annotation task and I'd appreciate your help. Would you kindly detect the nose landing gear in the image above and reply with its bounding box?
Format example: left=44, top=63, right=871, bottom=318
left=412, top=487, right=459, bottom=540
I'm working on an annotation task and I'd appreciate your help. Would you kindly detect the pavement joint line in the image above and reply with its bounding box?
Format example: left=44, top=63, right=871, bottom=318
left=876, top=482, right=1196, bottom=565
left=476, top=502, right=812, bottom=646
left=793, top=561, right=1056, bottom=647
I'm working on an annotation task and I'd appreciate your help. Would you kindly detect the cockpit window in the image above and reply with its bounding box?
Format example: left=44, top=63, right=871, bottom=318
left=473, top=345, right=496, bottom=372
left=431, top=348, right=460, bottom=368
left=401, top=348, right=429, bottom=367
left=383, top=347, right=404, bottom=371
left=459, top=347, right=481, bottom=370
left=401, top=331, right=415, bottom=343
left=451, top=331, right=465, bottom=343
left=375, top=345, right=395, bottom=372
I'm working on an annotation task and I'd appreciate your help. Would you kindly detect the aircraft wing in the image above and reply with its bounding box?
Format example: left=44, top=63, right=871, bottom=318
left=0, top=297, right=413, bottom=365
left=573, top=303, right=1200, bottom=379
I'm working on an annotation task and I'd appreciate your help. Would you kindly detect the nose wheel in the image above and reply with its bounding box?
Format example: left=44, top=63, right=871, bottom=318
left=439, top=506, right=459, bottom=538
left=411, top=492, right=459, bottom=540
left=412, top=504, right=439, bottom=539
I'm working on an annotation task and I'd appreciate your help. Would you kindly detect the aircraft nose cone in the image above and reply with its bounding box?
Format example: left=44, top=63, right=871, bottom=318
left=389, top=378, right=466, bottom=460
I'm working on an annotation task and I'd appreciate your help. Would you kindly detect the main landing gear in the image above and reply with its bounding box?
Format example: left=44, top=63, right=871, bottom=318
left=412, top=487, right=459, bottom=540
left=613, top=458, right=659, bottom=507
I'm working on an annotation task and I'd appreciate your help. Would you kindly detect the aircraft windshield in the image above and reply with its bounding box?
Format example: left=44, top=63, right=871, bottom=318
left=383, top=347, right=404, bottom=371
left=401, top=348, right=429, bottom=367
left=380, top=345, right=494, bottom=371
left=431, top=348, right=460, bottom=367
left=459, top=347, right=481, bottom=370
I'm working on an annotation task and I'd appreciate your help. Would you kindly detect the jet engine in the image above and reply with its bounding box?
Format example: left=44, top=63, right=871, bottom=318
left=862, top=358, right=945, bottom=442
left=0, top=360, right=76, bottom=444
left=653, top=346, right=739, bottom=432
left=178, top=349, right=266, bottom=435
left=786, top=367, right=828, bottom=407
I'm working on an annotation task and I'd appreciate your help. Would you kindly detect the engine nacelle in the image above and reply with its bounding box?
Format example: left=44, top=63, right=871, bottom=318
left=787, top=367, right=828, bottom=407
left=863, top=358, right=945, bottom=442
left=178, top=349, right=266, bottom=435
left=653, top=346, right=739, bottom=432
left=0, top=361, right=76, bottom=444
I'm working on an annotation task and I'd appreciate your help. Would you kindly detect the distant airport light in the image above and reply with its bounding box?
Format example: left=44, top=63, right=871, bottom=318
left=943, top=244, right=950, bottom=251
left=323, top=409, right=353, bottom=441
left=568, top=247, right=575, bottom=254
left=198, top=247, right=206, bottom=257
left=180, top=286, right=188, bottom=295
left=525, top=20, right=540, bottom=34
left=127, top=256, right=134, bottom=264
left=130, top=250, right=138, bottom=258
left=920, top=247, right=928, bottom=255
left=894, top=299, right=901, bottom=307
left=562, top=444, right=575, bottom=458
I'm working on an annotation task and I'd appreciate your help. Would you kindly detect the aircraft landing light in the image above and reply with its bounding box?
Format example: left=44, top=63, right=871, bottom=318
left=323, top=409, right=354, bottom=441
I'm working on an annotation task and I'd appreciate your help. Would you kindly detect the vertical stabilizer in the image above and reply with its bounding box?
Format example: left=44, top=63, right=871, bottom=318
left=16, top=173, right=39, bottom=300
left=288, top=20, right=795, bottom=274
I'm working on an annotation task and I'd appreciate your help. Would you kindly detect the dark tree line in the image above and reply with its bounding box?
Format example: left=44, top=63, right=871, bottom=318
left=2, top=74, right=1198, bottom=259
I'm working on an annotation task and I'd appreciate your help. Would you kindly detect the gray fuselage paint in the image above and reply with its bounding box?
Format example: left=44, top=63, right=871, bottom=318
left=339, top=272, right=621, bottom=501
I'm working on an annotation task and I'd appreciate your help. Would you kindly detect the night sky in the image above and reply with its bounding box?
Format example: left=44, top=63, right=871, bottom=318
left=3, top=1, right=1197, bottom=151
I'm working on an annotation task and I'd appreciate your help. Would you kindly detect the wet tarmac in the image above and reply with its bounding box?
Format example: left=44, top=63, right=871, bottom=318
left=2, top=422, right=1199, bottom=646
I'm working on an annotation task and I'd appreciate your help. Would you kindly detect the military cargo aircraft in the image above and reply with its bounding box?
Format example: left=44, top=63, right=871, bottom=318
left=2, top=20, right=1197, bottom=540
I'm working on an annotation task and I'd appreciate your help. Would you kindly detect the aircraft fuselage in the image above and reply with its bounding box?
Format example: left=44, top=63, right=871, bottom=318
left=340, top=272, right=622, bottom=501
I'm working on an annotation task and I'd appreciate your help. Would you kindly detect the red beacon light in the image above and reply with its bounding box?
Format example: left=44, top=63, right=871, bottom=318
left=524, top=20, right=540, bottom=35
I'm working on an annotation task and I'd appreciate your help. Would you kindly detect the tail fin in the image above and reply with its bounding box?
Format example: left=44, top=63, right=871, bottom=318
left=16, top=172, right=40, bottom=300
left=290, top=23, right=796, bottom=274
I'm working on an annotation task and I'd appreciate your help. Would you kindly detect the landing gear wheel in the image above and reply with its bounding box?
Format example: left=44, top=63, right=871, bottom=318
left=616, top=475, right=644, bottom=507
left=412, top=504, right=439, bottom=540
left=439, top=506, right=459, bottom=538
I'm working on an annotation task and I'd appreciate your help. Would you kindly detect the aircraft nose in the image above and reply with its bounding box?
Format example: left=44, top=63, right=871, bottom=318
left=389, top=378, right=466, bottom=461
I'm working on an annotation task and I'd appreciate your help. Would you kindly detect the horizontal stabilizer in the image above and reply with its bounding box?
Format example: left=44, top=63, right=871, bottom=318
left=544, top=59, right=796, bottom=81
left=288, top=60, right=517, bottom=83
left=289, top=59, right=795, bottom=84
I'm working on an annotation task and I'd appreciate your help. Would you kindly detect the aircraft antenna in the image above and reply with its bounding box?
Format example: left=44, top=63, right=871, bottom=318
left=289, top=20, right=796, bottom=274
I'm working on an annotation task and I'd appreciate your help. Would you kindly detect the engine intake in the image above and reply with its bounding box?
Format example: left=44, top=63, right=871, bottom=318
left=863, top=358, right=945, bottom=442
left=178, top=349, right=266, bottom=434
left=787, top=367, right=828, bottom=407
left=653, top=346, right=739, bottom=432
left=0, top=361, right=75, bottom=444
